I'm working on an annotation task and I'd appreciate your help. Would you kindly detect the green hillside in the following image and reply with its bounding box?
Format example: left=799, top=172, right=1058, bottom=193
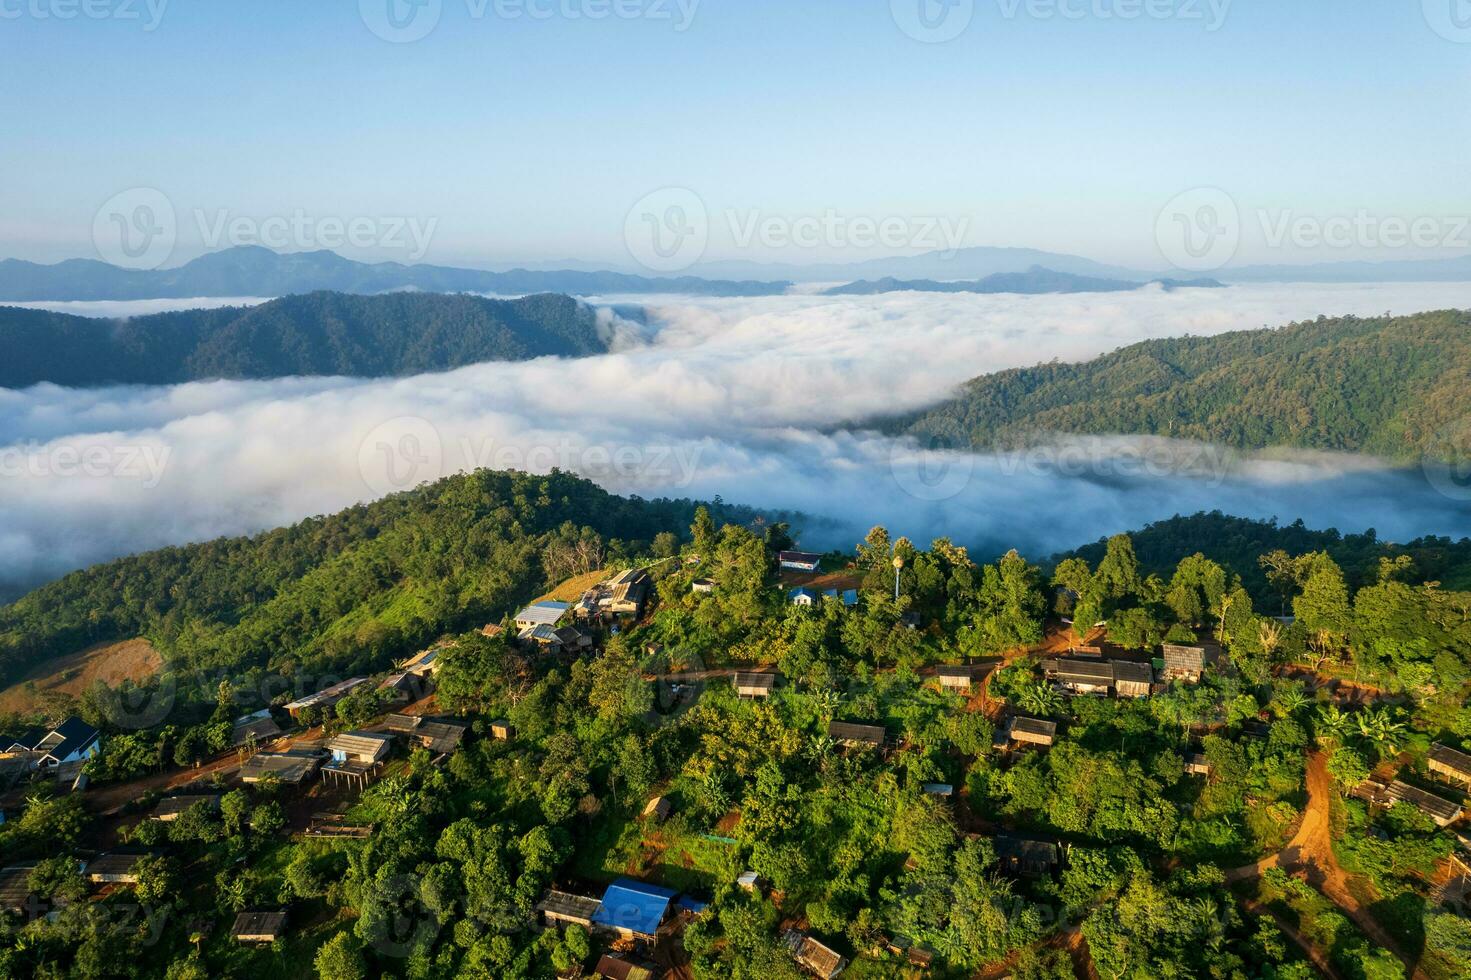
left=0, top=290, right=607, bottom=387
left=901, top=309, right=1471, bottom=461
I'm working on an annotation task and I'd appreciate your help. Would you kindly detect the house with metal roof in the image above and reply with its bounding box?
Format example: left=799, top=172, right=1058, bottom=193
left=994, top=834, right=1061, bottom=878
left=592, top=878, right=677, bottom=941
left=239, top=748, right=325, bottom=785
left=778, top=551, right=823, bottom=572
left=3, top=717, right=101, bottom=769
left=643, top=796, right=672, bottom=822
left=1161, top=644, right=1214, bottom=683
left=152, top=794, right=221, bottom=822
left=514, top=601, right=571, bottom=630
left=0, top=864, right=37, bottom=915
left=935, top=665, right=975, bottom=692
left=537, top=889, right=602, bottom=929
left=232, top=910, right=288, bottom=944
left=1046, top=658, right=1115, bottom=696
left=1430, top=743, right=1471, bottom=787
left=600, top=568, right=652, bottom=617
left=414, top=719, right=470, bottom=755
left=231, top=709, right=283, bottom=747
left=789, top=587, right=820, bottom=608
left=1185, top=753, right=1213, bottom=776
left=828, top=721, right=887, bottom=749
left=328, top=732, right=393, bottom=766
left=822, top=588, right=859, bottom=607
left=733, top=672, right=778, bottom=698
left=85, top=853, right=148, bottom=885
left=1386, top=780, right=1464, bottom=826
left=595, top=953, right=660, bottom=980
left=1003, top=716, right=1057, bottom=748
left=283, top=678, right=370, bottom=719
left=1111, top=660, right=1154, bottom=698
left=398, top=643, right=449, bottom=677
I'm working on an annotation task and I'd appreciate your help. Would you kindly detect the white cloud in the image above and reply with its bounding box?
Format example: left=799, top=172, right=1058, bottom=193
left=2, top=282, right=1470, bottom=595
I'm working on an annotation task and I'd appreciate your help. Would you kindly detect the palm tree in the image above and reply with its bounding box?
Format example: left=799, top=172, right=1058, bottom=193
left=1314, top=704, right=1352, bottom=745
left=1017, top=682, right=1063, bottom=718
left=1271, top=687, right=1309, bottom=718
left=1356, top=707, right=1407, bottom=760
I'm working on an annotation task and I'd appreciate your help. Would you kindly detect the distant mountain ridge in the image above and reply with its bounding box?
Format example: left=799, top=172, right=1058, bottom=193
left=822, top=266, right=1224, bottom=296
left=0, top=246, right=789, bottom=301
left=895, top=309, right=1471, bottom=462
left=0, top=290, right=609, bottom=388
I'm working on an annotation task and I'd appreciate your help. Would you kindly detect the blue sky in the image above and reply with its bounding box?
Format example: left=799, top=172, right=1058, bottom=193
left=2, top=0, right=1468, bottom=270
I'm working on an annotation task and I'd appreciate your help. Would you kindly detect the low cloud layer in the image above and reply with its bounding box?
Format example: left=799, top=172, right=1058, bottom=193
left=3, top=282, right=1471, bottom=596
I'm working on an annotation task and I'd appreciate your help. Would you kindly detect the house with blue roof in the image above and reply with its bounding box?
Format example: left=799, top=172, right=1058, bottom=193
left=823, top=588, right=859, bottom=608
left=788, top=587, right=819, bottom=608
left=592, top=878, right=677, bottom=941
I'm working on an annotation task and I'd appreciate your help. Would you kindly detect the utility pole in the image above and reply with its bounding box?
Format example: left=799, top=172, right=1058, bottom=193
left=893, top=555, right=904, bottom=601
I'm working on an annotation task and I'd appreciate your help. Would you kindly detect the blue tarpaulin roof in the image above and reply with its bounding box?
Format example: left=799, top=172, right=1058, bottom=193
left=592, top=879, right=676, bottom=937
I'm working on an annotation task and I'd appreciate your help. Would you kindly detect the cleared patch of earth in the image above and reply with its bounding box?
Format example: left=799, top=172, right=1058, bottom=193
left=0, top=637, right=161, bottom=715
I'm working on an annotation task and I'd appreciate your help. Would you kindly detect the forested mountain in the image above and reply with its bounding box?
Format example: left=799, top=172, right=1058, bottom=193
left=0, top=290, right=609, bottom=387
left=823, top=265, right=1223, bottom=295
left=0, top=469, right=769, bottom=688
left=0, top=245, right=788, bottom=300
left=1056, top=511, right=1471, bottom=605
left=900, top=309, right=1471, bottom=461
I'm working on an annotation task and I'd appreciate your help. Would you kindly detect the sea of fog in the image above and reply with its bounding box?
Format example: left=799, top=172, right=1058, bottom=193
left=3, top=282, right=1471, bottom=596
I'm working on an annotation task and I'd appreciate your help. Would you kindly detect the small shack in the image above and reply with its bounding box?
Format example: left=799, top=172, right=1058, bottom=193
left=490, top=720, right=515, bottom=741
left=85, top=853, right=147, bottom=885
left=231, top=709, right=283, bottom=747
left=1047, top=658, right=1114, bottom=696
left=0, top=864, right=37, bottom=915
left=1161, top=644, right=1211, bottom=683
left=788, top=587, right=820, bottom=608
left=283, top=678, right=369, bottom=720
left=152, top=795, right=221, bottom=822
left=1184, top=753, right=1213, bottom=776
left=1004, top=716, right=1057, bottom=748
left=643, top=796, right=672, bottom=822
left=935, top=665, right=974, bottom=693
left=994, top=834, right=1060, bottom=878
left=232, top=910, right=288, bottom=944
left=538, top=889, right=602, bottom=930
left=1430, top=743, right=1471, bottom=787
left=733, top=672, right=778, bottom=699
left=415, top=719, right=470, bottom=754
left=783, top=929, right=848, bottom=979
left=594, top=954, right=659, bottom=980
left=239, top=749, right=324, bottom=785
left=828, top=721, right=887, bottom=750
